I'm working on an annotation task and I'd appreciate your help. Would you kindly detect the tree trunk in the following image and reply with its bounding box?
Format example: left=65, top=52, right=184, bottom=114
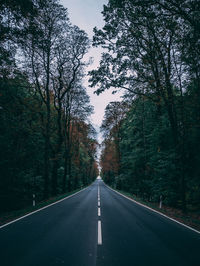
left=62, top=151, right=67, bottom=193
left=51, top=159, right=58, bottom=196
left=44, top=50, right=51, bottom=199
left=51, top=100, right=63, bottom=196
left=67, top=155, right=72, bottom=191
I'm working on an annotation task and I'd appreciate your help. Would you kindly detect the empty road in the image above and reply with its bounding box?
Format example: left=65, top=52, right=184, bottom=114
left=0, top=179, right=199, bottom=266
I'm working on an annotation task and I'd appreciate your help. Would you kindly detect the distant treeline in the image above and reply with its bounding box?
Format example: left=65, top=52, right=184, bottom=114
left=89, top=0, right=200, bottom=211
left=0, top=0, right=98, bottom=213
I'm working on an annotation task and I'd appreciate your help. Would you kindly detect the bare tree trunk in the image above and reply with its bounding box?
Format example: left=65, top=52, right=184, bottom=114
left=51, top=99, right=63, bottom=196
left=44, top=50, right=51, bottom=199
left=62, top=98, right=72, bottom=193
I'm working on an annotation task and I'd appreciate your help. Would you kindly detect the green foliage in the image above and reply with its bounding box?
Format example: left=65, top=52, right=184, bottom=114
left=0, top=75, right=44, bottom=211
left=0, top=0, right=98, bottom=213
left=95, top=0, right=200, bottom=212
left=101, top=92, right=200, bottom=209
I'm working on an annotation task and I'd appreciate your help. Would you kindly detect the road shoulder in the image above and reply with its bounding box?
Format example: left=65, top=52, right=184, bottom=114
left=0, top=186, right=89, bottom=228
left=105, top=184, right=200, bottom=234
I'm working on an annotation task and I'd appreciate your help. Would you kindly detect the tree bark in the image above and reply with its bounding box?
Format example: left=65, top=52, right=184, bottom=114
left=44, top=49, right=51, bottom=199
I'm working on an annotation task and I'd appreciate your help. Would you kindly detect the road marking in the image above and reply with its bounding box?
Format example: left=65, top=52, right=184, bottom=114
left=98, top=220, right=102, bottom=245
left=98, top=207, right=101, bottom=217
left=0, top=186, right=89, bottom=229
left=98, top=189, right=100, bottom=201
left=106, top=184, right=200, bottom=235
left=98, top=201, right=100, bottom=207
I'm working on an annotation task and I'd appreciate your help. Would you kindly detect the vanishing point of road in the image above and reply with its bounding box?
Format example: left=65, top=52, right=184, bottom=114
left=0, top=179, right=199, bottom=266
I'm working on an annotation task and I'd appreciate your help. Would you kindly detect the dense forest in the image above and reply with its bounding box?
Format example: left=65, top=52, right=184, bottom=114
left=1, top=0, right=200, bottom=216
left=90, top=0, right=200, bottom=212
left=0, top=0, right=98, bottom=213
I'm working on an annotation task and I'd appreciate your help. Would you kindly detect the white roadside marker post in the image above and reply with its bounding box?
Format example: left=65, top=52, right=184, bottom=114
left=159, top=195, right=162, bottom=209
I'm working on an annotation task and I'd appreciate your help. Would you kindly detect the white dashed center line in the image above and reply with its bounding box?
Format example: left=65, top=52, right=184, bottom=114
left=97, top=183, right=102, bottom=245
left=98, top=220, right=102, bottom=245
left=98, top=207, right=101, bottom=217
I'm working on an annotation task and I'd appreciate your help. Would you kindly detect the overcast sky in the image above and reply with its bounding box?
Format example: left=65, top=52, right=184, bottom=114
left=60, top=0, right=123, bottom=133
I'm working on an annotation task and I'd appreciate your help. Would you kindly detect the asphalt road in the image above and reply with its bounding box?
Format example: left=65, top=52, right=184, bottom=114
left=0, top=179, right=199, bottom=266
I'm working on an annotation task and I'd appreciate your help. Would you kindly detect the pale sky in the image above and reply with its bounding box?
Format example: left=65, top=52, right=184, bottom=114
left=60, top=0, right=123, bottom=134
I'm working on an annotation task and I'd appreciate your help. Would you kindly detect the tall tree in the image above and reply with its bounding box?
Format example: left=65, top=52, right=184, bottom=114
left=21, top=0, right=68, bottom=198
left=94, top=0, right=200, bottom=211
left=101, top=101, right=128, bottom=177
left=0, top=0, right=98, bottom=213
left=51, top=25, right=89, bottom=195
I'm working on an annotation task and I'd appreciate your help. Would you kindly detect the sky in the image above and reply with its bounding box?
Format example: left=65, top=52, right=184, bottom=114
left=60, top=0, right=123, bottom=135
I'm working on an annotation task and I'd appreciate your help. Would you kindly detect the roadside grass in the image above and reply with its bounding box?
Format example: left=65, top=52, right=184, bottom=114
left=0, top=186, right=88, bottom=226
left=110, top=187, right=200, bottom=232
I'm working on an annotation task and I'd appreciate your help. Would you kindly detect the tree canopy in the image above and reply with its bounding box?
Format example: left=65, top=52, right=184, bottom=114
left=93, top=0, right=200, bottom=211
left=0, top=0, right=99, bottom=213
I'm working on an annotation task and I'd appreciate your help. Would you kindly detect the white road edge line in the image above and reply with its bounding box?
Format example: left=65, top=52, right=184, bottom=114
left=0, top=186, right=89, bottom=229
left=106, top=184, right=200, bottom=235
left=98, top=220, right=102, bottom=245
left=98, top=207, right=101, bottom=217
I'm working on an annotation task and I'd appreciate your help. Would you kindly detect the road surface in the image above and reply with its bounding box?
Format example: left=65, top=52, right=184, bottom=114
left=0, top=179, right=199, bottom=266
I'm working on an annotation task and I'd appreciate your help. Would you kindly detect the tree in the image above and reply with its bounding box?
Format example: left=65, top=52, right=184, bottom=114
left=51, top=25, right=89, bottom=195
left=0, top=73, right=46, bottom=211
left=101, top=101, right=128, bottom=177
left=0, top=0, right=98, bottom=213
left=63, top=86, right=94, bottom=191
left=20, top=0, right=68, bottom=198
left=95, top=0, right=200, bottom=211
left=0, top=0, right=35, bottom=68
left=100, top=139, right=119, bottom=186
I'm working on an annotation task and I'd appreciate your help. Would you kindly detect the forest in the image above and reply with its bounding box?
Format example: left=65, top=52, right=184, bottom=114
left=0, top=0, right=98, bottom=213
left=0, top=0, right=200, bottom=216
left=89, top=0, right=200, bottom=212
